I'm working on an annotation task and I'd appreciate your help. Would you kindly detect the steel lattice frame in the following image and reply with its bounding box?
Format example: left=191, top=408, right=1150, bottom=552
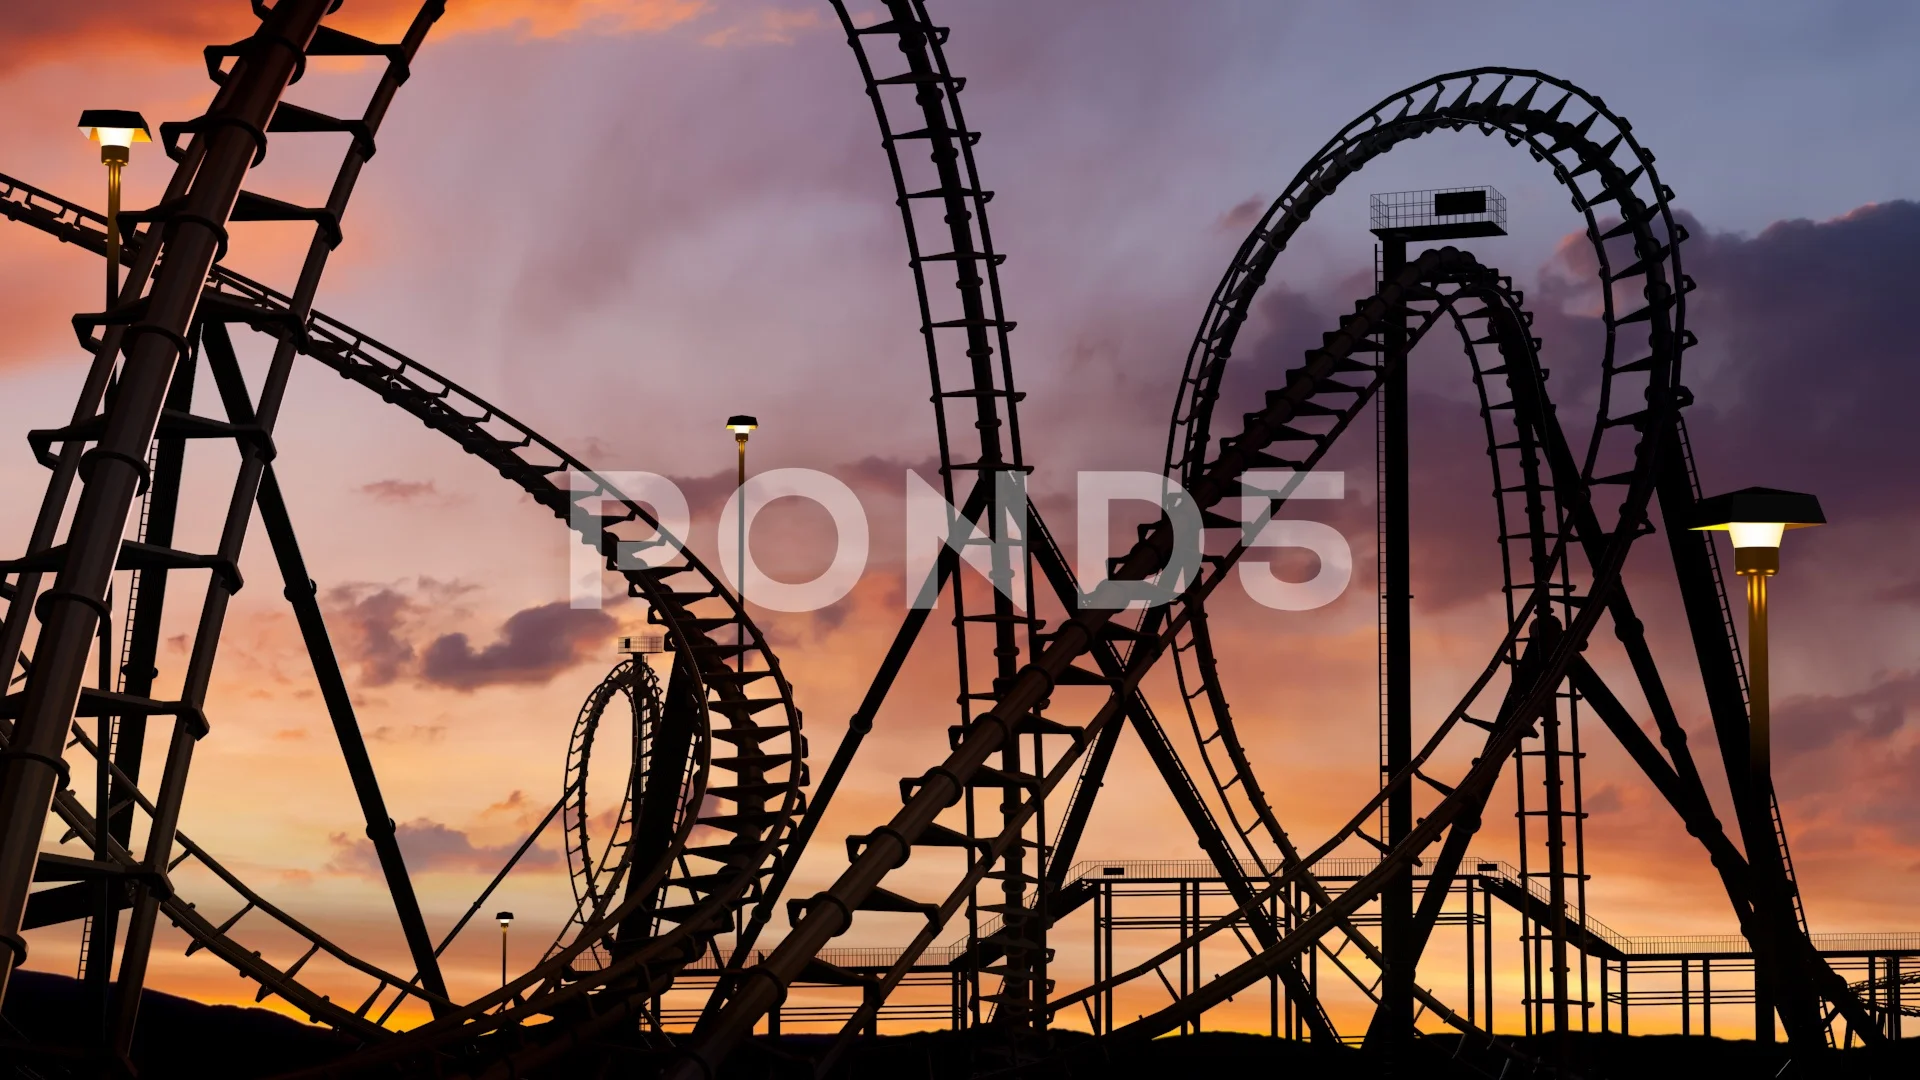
left=0, top=3, right=1886, bottom=1078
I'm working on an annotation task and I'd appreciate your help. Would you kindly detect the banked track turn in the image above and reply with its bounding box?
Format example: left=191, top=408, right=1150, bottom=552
left=1, top=159, right=805, bottom=1076
left=0, top=0, right=459, bottom=1055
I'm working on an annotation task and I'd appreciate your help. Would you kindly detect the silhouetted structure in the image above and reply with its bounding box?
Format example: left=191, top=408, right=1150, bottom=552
left=0, top=2, right=1906, bottom=1077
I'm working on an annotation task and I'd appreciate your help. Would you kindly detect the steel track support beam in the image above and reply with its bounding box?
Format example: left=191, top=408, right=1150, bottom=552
left=1661, top=459, right=1816, bottom=1046
left=1485, top=289, right=1865, bottom=1048
left=1374, top=234, right=1416, bottom=1062
left=1569, top=659, right=1878, bottom=1040
left=81, top=337, right=201, bottom=1049
left=257, top=467, right=453, bottom=1011
left=107, top=4, right=444, bottom=1052
left=620, top=651, right=701, bottom=946
left=728, top=478, right=992, bottom=977
left=0, top=0, right=332, bottom=1013
left=1491, top=295, right=1834, bottom=1047
left=1652, top=429, right=1820, bottom=1047
left=872, top=0, right=1038, bottom=1024
left=105, top=340, right=196, bottom=850
left=1026, top=509, right=1339, bottom=1042
left=200, top=321, right=452, bottom=1014
left=1365, top=632, right=1545, bottom=1050
left=1039, top=709, right=1121, bottom=894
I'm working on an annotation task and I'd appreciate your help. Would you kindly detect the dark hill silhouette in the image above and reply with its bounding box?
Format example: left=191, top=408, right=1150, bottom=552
left=1, top=969, right=354, bottom=1079
left=7, top=976, right=1920, bottom=1078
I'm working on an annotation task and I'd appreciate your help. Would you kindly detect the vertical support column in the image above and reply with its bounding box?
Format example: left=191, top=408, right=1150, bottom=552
left=1378, top=234, right=1415, bottom=1060
left=1310, top=921, right=1320, bottom=1016
left=1484, top=882, right=1494, bottom=1030
left=1178, top=881, right=1191, bottom=1035
left=1193, top=880, right=1203, bottom=1035
left=1682, top=958, right=1691, bottom=1035
left=1867, top=957, right=1877, bottom=1031
left=1621, top=962, right=1631, bottom=1036
left=1890, top=956, right=1902, bottom=1040
left=1703, top=958, right=1712, bottom=1037
left=1102, top=880, right=1115, bottom=1035
left=1092, top=882, right=1105, bottom=1036
left=1465, top=877, right=1476, bottom=1029
left=1543, top=702, right=1571, bottom=1043
left=1267, top=889, right=1279, bottom=1038
left=1601, top=959, right=1610, bottom=1033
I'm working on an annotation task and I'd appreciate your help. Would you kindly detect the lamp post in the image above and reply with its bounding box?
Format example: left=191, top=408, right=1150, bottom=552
left=495, top=911, right=514, bottom=994
left=725, top=415, right=758, bottom=673
left=1691, top=485, right=1825, bottom=1042
left=1691, top=487, right=1825, bottom=821
left=78, top=110, right=151, bottom=309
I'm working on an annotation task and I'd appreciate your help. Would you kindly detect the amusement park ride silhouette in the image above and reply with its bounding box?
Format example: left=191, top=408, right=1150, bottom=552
left=0, top=1, right=1913, bottom=1077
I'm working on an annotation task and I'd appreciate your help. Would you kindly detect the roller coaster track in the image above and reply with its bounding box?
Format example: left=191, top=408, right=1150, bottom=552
left=1, top=38, right=809, bottom=1080
left=208, top=227, right=804, bottom=1080
left=0, top=1, right=451, bottom=1058
left=1039, top=257, right=1886, bottom=1066
left=718, top=7, right=1363, bottom=1068
left=0, top=5, right=1883, bottom=1076
left=1144, top=67, right=1837, bottom=1048
left=829, top=3, right=1049, bottom=1035
left=1162, top=68, right=1686, bottom=898
left=549, top=655, right=687, bottom=975
left=724, top=1, right=1060, bottom=1049
left=671, top=55, right=1879, bottom=1074
left=666, top=242, right=1549, bottom=1077
left=3, top=171, right=811, bottom=1071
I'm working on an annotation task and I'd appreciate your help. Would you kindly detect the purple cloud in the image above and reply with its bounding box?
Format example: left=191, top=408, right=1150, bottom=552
left=326, top=817, right=561, bottom=876
left=419, top=601, right=617, bottom=690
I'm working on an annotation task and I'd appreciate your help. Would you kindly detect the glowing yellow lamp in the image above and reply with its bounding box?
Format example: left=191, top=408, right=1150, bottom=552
left=1689, top=486, right=1825, bottom=575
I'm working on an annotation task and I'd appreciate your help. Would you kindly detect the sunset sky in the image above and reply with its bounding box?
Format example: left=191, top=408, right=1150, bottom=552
left=5, top=0, right=1920, bottom=1043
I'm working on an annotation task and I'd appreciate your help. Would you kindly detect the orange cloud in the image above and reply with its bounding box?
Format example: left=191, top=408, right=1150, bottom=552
left=432, top=0, right=709, bottom=39
left=0, top=0, right=709, bottom=75
left=700, top=6, right=820, bottom=47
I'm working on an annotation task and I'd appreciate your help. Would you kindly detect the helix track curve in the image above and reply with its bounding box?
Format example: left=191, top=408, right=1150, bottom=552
left=2, top=65, right=807, bottom=1080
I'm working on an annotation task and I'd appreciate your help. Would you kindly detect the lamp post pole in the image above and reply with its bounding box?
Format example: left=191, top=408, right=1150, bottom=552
left=78, top=111, right=150, bottom=309
left=1739, top=547, right=1779, bottom=1042
left=1742, top=564, right=1772, bottom=808
left=495, top=911, right=513, bottom=998
left=737, top=436, right=745, bottom=672
left=726, top=416, right=758, bottom=673
left=105, top=150, right=123, bottom=307
left=1690, top=485, right=1825, bottom=1047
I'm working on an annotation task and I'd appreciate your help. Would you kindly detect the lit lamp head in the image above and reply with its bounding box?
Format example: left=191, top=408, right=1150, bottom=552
left=79, top=109, right=152, bottom=166
left=725, top=414, right=758, bottom=445
left=1690, top=486, right=1825, bottom=576
left=495, top=910, right=514, bottom=930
